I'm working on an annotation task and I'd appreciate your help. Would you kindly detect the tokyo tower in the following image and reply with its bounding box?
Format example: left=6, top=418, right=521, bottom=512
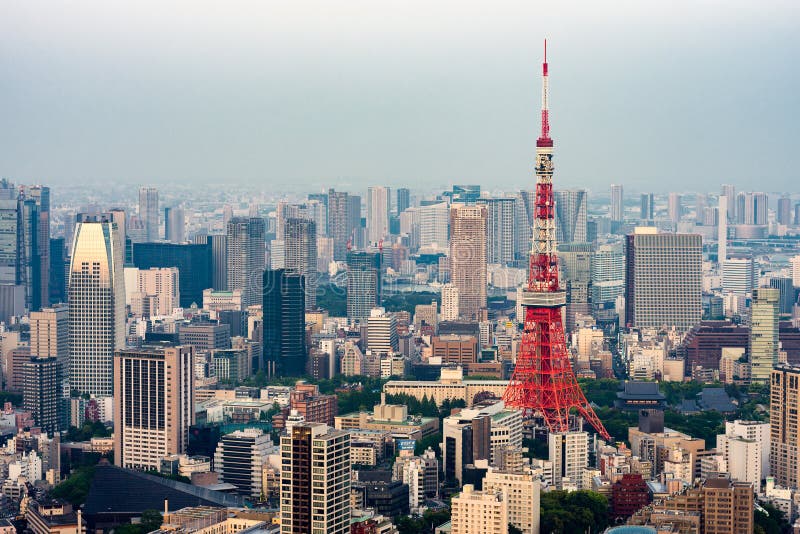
left=502, top=41, right=611, bottom=442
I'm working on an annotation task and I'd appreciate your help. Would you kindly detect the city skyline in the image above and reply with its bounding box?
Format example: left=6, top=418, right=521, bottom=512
left=1, top=1, right=798, bottom=192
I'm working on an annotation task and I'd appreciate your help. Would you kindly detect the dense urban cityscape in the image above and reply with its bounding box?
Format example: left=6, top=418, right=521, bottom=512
left=2, top=3, right=799, bottom=534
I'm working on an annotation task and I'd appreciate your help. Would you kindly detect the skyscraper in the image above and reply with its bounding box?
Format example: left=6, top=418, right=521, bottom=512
left=30, top=304, right=69, bottom=430
left=624, top=228, right=702, bottom=330
left=721, top=184, right=736, bottom=221
left=750, top=287, right=779, bottom=383
left=441, top=284, right=460, bottom=322
left=284, top=218, right=317, bottom=309
left=263, top=269, right=306, bottom=377
left=737, top=192, right=768, bottom=225
left=418, top=202, right=449, bottom=250
left=610, top=184, right=623, bottom=221
left=346, top=251, right=381, bottom=323
left=327, top=189, right=350, bottom=261
left=23, top=185, right=50, bottom=309
left=164, top=206, right=185, bottom=242
left=396, top=187, right=410, bottom=216
left=367, top=307, right=398, bottom=356
left=23, top=357, right=61, bottom=436
left=280, top=423, right=351, bottom=534
left=591, top=243, right=625, bottom=308
left=69, top=214, right=126, bottom=398
left=113, top=345, right=194, bottom=471
left=226, top=217, right=266, bottom=308
left=771, top=364, right=800, bottom=488
left=721, top=257, right=755, bottom=295
left=367, top=186, right=390, bottom=244
left=138, top=187, right=159, bottom=241
left=450, top=204, right=487, bottom=321
left=718, top=195, right=728, bottom=263
left=668, top=193, right=682, bottom=224
left=778, top=196, right=793, bottom=226
left=554, top=189, right=588, bottom=244
left=640, top=193, right=654, bottom=221
left=480, top=197, right=516, bottom=265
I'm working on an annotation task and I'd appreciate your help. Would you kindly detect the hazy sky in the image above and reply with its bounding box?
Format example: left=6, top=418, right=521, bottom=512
left=1, top=0, right=798, bottom=193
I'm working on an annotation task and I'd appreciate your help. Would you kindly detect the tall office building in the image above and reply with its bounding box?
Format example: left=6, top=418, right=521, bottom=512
left=226, top=217, right=266, bottom=308
left=280, top=423, right=351, bottom=534
left=668, top=193, right=682, bottom=224
left=132, top=242, right=211, bottom=307
left=396, top=188, right=410, bottom=216
left=48, top=237, right=67, bottom=305
left=624, top=228, right=702, bottom=330
left=214, top=428, right=273, bottom=498
left=639, top=193, right=654, bottom=221
left=610, top=184, right=623, bottom=221
left=30, top=304, right=69, bottom=430
left=127, top=267, right=180, bottom=317
left=480, top=197, right=516, bottom=265
left=346, top=251, right=381, bottom=323
left=718, top=195, right=728, bottom=263
left=113, top=345, right=194, bottom=471
left=450, top=204, right=487, bottom=321
left=69, top=215, right=126, bottom=398
left=284, top=218, right=317, bottom=309
left=721, top=184, right=736, bottom=221
left=263, top=269, right=306, bottom=377
left=348, top=195, right=363, bottom=249
left=327, top=189, right=350, bottom=261
left=23, top=357, right=61, bottom=435
left=138, top=187, right=159, bottom=241
left=516, top=190, right=536, bottom=261
left=164, top=206, right=185, bottom=243
left=769, top=277, right=794, bottom=315
left=750, top=288, right=780, bottom=383
left=778, top=196, right=793, bottom=226
left=23, top=185, right=50, bottom=310
left=694, top=194, right=707, bottom=224
left=736, top=192, right=768, bottom=225
left=591, top=243, right=625, bottom=307
left=554, top=189, right=588, bottom=244
left=367, top=186, right=390, bottom=244
left=366, top=307, right=398, bottom=356
left=418, top=202, right=449, bottom=249
left=771, top=365, right=800, bottom=488
left=721, top=257, right=755, bottom=295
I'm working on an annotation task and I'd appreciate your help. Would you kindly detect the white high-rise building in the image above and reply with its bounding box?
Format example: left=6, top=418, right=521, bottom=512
left=138, top=187, right=159, bottom=241
left=548, top=431, right=588, bottom=489
left=610, top=184, right=623, bottom=222
left=418, top=202, right=449, bottom=250
left=451, top=485, right=509, bottom=534
left=367, top=307, right=398, bottom=356
left=723, top=420, right=770, bottom=477
left=226, top=217, right=266, bottom=308
left=440, top=284, right=460, bottom=322
left=722, top=257, right=755, bottom=295
left=668, top=193, right=682, bottom=223
left=367, top=186, right=390, bottom=244
left=716, top=434, right=761, bottom=486
left=718, top=195, right=728, bottom=263
left=480, top=197, right=517, bottom=265
left=69, top=215, right=126, bottom=398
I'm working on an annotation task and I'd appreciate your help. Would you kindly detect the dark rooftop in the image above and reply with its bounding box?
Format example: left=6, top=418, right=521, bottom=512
left=616, top=381, right=666, bottom=401
left=84, top=464, right=243, bottom=515
left=697, top=388, right=737, bottom=413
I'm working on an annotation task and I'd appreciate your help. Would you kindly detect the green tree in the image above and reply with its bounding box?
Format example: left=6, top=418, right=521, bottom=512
left=50, top=466, right=96, bottom=506
left=541, top=490, right=609, bottom=534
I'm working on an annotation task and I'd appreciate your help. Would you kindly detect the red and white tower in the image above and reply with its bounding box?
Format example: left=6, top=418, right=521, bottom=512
left=502, top=41, right=611, bottom=441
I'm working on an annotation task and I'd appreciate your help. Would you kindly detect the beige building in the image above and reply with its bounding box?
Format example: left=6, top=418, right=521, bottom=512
left=451, top=485, right=508, bottom=534
left=113, top=345, right=194, bottom=471
left=450, top=204, right=487, bottom=321
left=69, top=215, right=126, bottom=398
left=29, top=305, right=69, bottom=362
left=335, top=394, right=439, bottom=440
left=202, top=289, right=244, bottom=312
left=482, top=468, right=541, bottom=534
left=384, top=367, right=508, bottom=407
left=440, top=284, right=459, bottom=322
left=125, top=266, right=180, bottom=317
left=771, top=364, right=800, bottom=488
